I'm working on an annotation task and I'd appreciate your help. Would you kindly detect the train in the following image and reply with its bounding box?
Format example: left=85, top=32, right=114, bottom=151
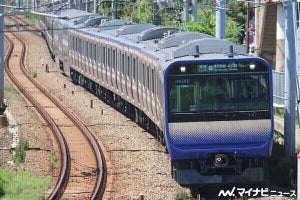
left=38, top=3, right=274, bottom=185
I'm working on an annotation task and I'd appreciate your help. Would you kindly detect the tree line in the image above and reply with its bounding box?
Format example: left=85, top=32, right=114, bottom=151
left=99, top=0, right=253, bottom=44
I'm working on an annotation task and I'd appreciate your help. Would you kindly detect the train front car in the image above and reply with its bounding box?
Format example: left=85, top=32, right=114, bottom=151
left=164, top=41, right=273, bottom=185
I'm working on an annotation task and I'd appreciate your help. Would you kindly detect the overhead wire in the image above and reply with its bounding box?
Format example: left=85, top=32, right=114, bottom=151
left=1, top=0, right=284, bottom=33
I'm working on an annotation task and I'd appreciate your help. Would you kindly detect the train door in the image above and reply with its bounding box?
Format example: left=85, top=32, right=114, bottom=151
left=132, top=56, right=139, bottom=104
left=84, top=40, right=89, bottom=75
left=121, top=53, right=126, bottom=96
left=87, top=40, right=91, bottom=75
left=97, top=44, right=101, bottom=82
left=68, top=34, right=72, bottom=67
left=146, top=65, right=151, bottom=115
left=101, top=45, right=107, bottom=85
left=87, top=40, right=90, bottom=75
left=52, top=22, right=59, bottom=57
left=111, top=48, right=117, bottom=90
left=125, top=55, right=129, bottom=98
left=140, top=62, right=146, bottom=112
left=157, top=73, right=164, bottom=127
left=92, top=42, right=97, bottom=78
left=107, top=47, right=113, bottom=88
left=82, top=39, right=86, bottom=74
left=78, top=38, right=82, bottom=71
left=116, top=49, right=121, bottom=93
left=62, top=28, right=68, bottom=72
left=152, top=67, right=159, bottom=124
left=127, top=54, right=134, bottom=100
left=149, top=67, right=155, bottom=118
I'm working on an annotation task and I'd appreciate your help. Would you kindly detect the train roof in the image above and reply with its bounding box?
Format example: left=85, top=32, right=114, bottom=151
left=45, top=6, right=248, bottom=68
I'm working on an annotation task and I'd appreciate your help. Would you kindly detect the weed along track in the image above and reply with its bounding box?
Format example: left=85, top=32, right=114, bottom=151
left=4, top=28, right=106, bottom=199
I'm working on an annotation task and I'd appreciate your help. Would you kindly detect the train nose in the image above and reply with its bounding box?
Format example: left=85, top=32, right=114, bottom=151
left=214, top=154, right=229, bottom=168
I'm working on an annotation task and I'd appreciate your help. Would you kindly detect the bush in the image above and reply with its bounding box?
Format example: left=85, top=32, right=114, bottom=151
left=50, top=149, right=57, bottom=171
left=268, top=141, right=296, bottom=187
left=13, top=139, right=29, bottom=165
left=175, top=191, right=189, bottom=200
left=0, top=177, right=5, bottom=197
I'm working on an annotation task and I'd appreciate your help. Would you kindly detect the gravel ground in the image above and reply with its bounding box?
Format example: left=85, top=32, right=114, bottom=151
left=2, top=76, right=53, bottom=175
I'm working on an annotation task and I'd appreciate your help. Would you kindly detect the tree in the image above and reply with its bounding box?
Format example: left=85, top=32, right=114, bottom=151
left=108, top=0, right=246, bottom=43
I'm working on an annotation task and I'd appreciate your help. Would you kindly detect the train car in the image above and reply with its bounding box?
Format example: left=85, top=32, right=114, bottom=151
left=39, top=4, right=274, bottom=185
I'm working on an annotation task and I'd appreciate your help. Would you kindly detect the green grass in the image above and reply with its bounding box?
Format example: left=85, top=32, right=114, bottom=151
left=12, top=139, right=29, bottom=165
left=19, top=14, right=40, bottom=25
left=0, top=169, right=52, bottom=200
left=274, top=107, right=284, bottom=118
left=174, top=191, right=189, bottom=200
left=4, top=85, right=18, bottom=94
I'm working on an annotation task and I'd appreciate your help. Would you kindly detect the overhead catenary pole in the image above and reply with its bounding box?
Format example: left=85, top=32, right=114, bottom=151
left=191, top=0, right=197, bottom=22
left=153, top=0, right=160, bottom=25
left=216, top=0, right=226, bottom=39
left=283, top=0, right=296, bottom=157
left=94, top=0, right=98, bottom=13
left=0, top=0, right=5, bottom=110
left=246, top=2, right=250, bottom=53
left=112, top=0, right=117, bottom=19
left=84, top=0, right=89, bottom=12
left=183, top=0, right=188, bottom=22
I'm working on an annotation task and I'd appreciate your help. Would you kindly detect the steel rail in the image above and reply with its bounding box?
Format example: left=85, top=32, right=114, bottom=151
left=4, top=32, right=70, bottom=199
left=4, top=27, right=106, bottom=199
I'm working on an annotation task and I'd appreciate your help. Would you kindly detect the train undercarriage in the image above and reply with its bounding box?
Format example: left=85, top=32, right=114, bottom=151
left=172, top=156, right=266, bottom=185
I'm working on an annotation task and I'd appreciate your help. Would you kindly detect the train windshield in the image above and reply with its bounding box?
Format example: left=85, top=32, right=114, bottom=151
left=167, top=60, right=271, bottom=122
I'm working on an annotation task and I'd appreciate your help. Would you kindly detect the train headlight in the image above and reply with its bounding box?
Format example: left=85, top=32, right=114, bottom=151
left=249, top=64, right=255, bottom=70
left=180, top=66, right=186, bottom=73
left=214, top=154, right=229, bottom=168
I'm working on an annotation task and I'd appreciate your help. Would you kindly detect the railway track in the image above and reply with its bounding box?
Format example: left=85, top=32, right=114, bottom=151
left=5, top=14, right=42, bottom=37
left=4, top=23, right=106, bottom=199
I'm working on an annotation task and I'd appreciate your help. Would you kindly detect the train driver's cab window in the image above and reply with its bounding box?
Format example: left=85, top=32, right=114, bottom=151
left=168, top=74, right=269, bottom=113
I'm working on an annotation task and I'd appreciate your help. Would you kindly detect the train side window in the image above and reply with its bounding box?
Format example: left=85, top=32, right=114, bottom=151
left=90, top=42, right=92, bottom=61
left=87, top=41, right=90, bottom=58
left=85, top=40, right=88, bottom=58
left=89, top=42, right=92, bottom=61
left=127, top=55, right=131, bottom=77
left=93, top=43, right=96, bottom=62
left=151, top=68, right=155, bottom=95
left=147, top=65, right=150, bottom=90
left=88, top=42, right=90, bottom=59
left=82, top=40, right=84, bottom=56
left=133, top=57, right=137, bottom=81
left=72, top=35, right=74, bottom=51
left=132, top=58, right=135, bottom=80
left=108, top=48, right=111, bottom=67
left=75, top=37, right=78, bottom=52
left=97, top=45, right=101, bottom=64
left=112, top=49, right=116, bottom=70
left=80, top=38, right=82, bottom=55
left=142, top=63, right=145, bottom=87
left=68, top=35, right=71, bottom=49
left=103, top=46, right=106, bottom=65
left=82, top=39, right=84, bottom=55
left=78, top=38, right=80, bottom=54
left=81, top=39, right=84, bottom=55
left=121, top=54, right=125, bottom=75
left=84, top=40, right=86, bottom=57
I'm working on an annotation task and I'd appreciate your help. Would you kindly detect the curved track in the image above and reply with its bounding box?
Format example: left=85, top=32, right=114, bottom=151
left=4, top=24, right=106, bottom=199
